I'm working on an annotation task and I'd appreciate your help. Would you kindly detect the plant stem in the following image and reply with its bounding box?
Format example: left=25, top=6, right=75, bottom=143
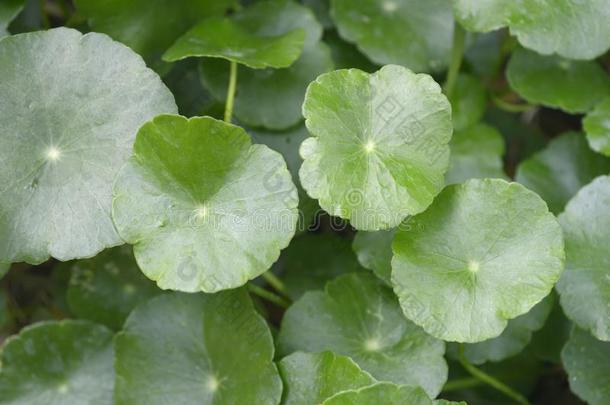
left=442, top=377, right=482, bottom=392
left=247, top=284, right=290, bottom=309
left=224, top=61, right=238, bottom=123
left=458, top=345, right=531, bottom=405
left=492, top=96, right=536, bottom=113
left=443, top=23, right=466, bottom=100
left=261, top=271, right=290, bottom=298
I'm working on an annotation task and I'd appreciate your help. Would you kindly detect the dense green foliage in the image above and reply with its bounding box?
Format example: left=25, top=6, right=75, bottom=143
left=1, top=1, right=610, bottom=404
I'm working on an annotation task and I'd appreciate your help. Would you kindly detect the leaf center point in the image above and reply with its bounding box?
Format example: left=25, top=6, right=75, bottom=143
left=45, top=146, right=61, bottom=162
left=467, top=260, right=480, bottom=273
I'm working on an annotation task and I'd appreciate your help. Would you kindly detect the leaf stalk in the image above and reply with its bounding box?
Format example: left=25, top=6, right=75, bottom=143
left=224, top=61, right=238, bottom=123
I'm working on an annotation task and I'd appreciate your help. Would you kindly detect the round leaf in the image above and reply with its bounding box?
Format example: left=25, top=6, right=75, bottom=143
left=452, top=0, right=509, bottom=32
left=556, top=176, right=610, bottom=341
left=299, top=65, right=452, bottom=230
left=352, top=229, right=395, bottom=284
left=114, top=291, right=282, bottom=404
left=0, top=28, right=177, bottom=264
left=322, top=383, right=432, bottom=405
left=450, top=74, right=487, bottom=132
left=392, top=178, right=565, bottom=343
left=0, top=320, right=114, bottom=404
left=584, top=97, right=610, bottom=157
left=66, top=246, right=159, bottom=330
left=506, top=47, right=610, bottom=114
left=278, top=351, right=376, bottom=404
left=562, top=327, right=610, bottom=405
left=278, top=272, right=447, bottom=397
left=112, top=115, right=298, bottom=293
left=330, top=0, right=454, bottom=72
left=515, top=131, right=610, bottom=214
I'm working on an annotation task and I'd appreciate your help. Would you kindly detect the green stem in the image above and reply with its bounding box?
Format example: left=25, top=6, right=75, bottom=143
left=261, top=271, right=290, bottom=298
left=443, top=23, right=466, bottom=100
left=224, top=61, right=238, bottom=123
left=248, top=284, right=290, bottom=309
left=492, top=96, right=536, bottom=113
left=40, top=0, right=51, bottom=29
left=442, top=377, right=482, bottom=392
left=458, top=346, right=531, bottom=405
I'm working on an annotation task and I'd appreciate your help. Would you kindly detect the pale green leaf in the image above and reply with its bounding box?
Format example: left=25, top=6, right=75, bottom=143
left=352, top=229, right=394, bottom=284
left=584, top=97, right=610, bottom=157
left=452, top=0, right=509, bottom=32
left=322, top=383, right=432, bottom=405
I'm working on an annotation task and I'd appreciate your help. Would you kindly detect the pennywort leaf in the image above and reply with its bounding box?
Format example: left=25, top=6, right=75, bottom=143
left=322, top=382, right=432, bottom=405
left=584, top=97, right=610, bottom=157
left=352, top=229, right=395, bottom=284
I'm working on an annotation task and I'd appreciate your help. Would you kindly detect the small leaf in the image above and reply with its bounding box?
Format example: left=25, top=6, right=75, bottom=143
left=330, top=0, right=454, bottom=72
left=450, top=74, right=487, bottom=131
left=584, top=97, right=610, bottom=157
left=556, top=176, right=610, bottom=341
left=66, top=246, right=159, bottom=330
left=352, top=229, right=395, bottom=284
left=112, top=115, right=298, bottom=293
left=299, top=65, right=452, bottom=230
left=445, top=123, right=506, bottom=185
left=515, top=131, right=610, bottom=214
left=562, top=327, right=610, bottom=405
left=392, top=178, right=565, bottom=343
left=114, top=291, right=282, bottom=404
left=0, top=28, right=176, bottom=264
left=322, top=382, right=432, bottom=405
left=507, top=47, right=610, bottom=114
left=278, top=351, right=376, bottom=404
left=0, top=320, right=114, bottom=404
left=0, top=0, right=24, bottom=37
left=278, top=272, right=447, bottom=397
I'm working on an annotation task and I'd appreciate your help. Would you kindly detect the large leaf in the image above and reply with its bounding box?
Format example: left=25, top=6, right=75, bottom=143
left=163, top=0, right=308, bottom=69
left=74, top=0, right=234, bottom=66
left=0, top=0, right=23, bottom=37
left=114, top=291, right=281, bottom=404
left=392, top=178, right=565, bottom=343
left=0, top=28, right=176, bottom=264
left=584, top=97, right=610, bottom=157
left=556, top=176, right=610, bottom=341
left=278, top=351, right=376, bottom=404
left=330, top=0, right=453, bottom=72
left=66, top=246, right=159, bottom=330
left=299, top=65, right=452, bottom=230
left=352, top=229, right=394, bottom=284
left=322, top=383, right=432, bottom=405
left=0, top=320, right=114, bottom=404
left=278, top=272, right=447, bottom=397
left=112, top=115, right=298, bottom=293
left=562, top=327, right=610, bottom=405
left=506, top=47, right=610, bottom=114
left=515, top=131, right=610, bottom=214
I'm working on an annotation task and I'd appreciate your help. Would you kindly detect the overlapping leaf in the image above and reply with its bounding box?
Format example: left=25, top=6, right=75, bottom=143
left=584, top=98, right=610, bottom=157
left=450, top=74, right=487, bottom=131
left=322, top=383, right=432, bottom=405
left=352, top=229, right=394, bottom=284
left=0, top=0, right=23, bottom=37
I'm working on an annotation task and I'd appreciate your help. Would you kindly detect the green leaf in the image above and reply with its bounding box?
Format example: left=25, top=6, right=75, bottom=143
left=452, top=0, right=509, bottom=32
left=114, top=290, right=281, bottom=404
left=278, top=272, right=447, bottom=397
left=112, top=115, right=298, bottom=293
left=299, top=65, right=452, bottom=230
left=506, top=48, right=610, bottom=113
left=162, top=60, right=216, bottom=117
left=455, top=294, right=553, bottom=364
left=66, top=246, right=159, bottom=330
left=434, top=401, right=467, bottom=405
left=556, top=176, right=610, bottom=341
left=303, top=0, right=333, bottom=29
left=325, top=30, right=378, bottom=72
left=562, top=327, right=610, bottom=405
left=515, top=131, right=610, bottom=214
left=322, top=382, right=432, bottom=405
left=450, top=74, right=487, bottom=132
left=275, top=232, right=365, bottom=300
left=0, top=320, right=114, bottom=404
left=163, top=4, right=306, bottom=69
left=330, top=0, right=454, bottom=72
left=278, top=351, right=376, bottom=404
left=0, top=28, right=176, bottom=264
left=352, top=229, right=395, bottom=284
left=74, top=0, right=234, bottom=66
left=445, top=123, right=506, bottom=185
left=584, top=97, right=610, bottom=157
left=0, top=0, right=23, bottom=37
left=392, top=178, right=565, bottom=343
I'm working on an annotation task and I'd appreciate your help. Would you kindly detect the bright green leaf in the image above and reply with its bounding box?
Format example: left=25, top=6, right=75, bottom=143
left=515, top=131, right=610, bottom=214
left=0, top=0, right=23, bottom=37
left=584, top=97, right=610, bottom=157
left=114, top=291, right=281, bottom=404
left=0, top=28, right=176, bottom=264
left=557, top=176, right=610, bottom=341
left=392, top=178, right=565, bottom=343
left=352, top=229, right=394, bottom=284
left=322, top=382, right=432, bottom=405
left=299, top=65, right=452, bottom=230
left=445, top=123, right=506, bottom=185
left=562, top=327, right=610, bottom=405
left=278, top=351, right=376, bottom=404
left=330, top=0, right=454, bottom=72
left=507, top=47, right=610, bottom=114
left=450, top=74, right=487, bottom=131
left=278, top=272, right=447, bottom=397
left=0, top=320, right=114, bottom=404
left=66, top=246, right=159, bottom=330
left=112, top=115, right=298, bottom=293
